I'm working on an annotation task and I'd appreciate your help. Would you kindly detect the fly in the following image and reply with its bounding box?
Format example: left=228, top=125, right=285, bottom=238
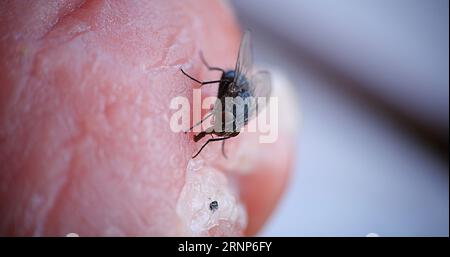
left=181, top=31, right=272, bottom=158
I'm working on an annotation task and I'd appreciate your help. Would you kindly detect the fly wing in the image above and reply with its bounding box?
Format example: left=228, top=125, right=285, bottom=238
left=233, top=70, right=272, bottom=129
left=232, top=30, right=253, bottom=91
left=251, top=70, right=272, bottom=102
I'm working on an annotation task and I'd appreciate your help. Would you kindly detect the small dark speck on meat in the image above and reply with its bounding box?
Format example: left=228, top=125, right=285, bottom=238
left=209, top=200, right=218, bottom=212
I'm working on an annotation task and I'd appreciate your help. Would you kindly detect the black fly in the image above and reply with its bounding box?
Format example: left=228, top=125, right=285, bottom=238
left=181, top=31, right=271, bottom=158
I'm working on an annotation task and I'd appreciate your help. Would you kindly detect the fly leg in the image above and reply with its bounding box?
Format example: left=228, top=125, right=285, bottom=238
left=184, top=112, right=213, bottom=134
left=192, top=136, right=232, bottom=159
left=193, top=131, right=239, bottom=158
left=180, top=68, right=223, bottom=86
left=221, top=140, right=227, bottom=159
left=193, top=131, right=208, bottom=142
left=221, top=131, right=240, bottom=159
left=200, top=51, right=225, bottom=74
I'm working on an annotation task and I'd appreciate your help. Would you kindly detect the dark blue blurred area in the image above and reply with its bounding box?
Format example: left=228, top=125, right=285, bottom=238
left=230, top=0, right=449, bottom=236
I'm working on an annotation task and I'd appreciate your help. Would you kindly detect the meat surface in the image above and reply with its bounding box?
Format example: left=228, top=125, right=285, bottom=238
left=0, top=0, right=295, bottom=236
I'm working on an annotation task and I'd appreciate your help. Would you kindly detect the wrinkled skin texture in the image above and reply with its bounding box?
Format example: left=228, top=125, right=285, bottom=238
left=0, top=0, right=294, bottom=236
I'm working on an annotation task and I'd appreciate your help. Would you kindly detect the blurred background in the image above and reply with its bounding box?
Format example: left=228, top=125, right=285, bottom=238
left=229, top=0, right=449, bottom=236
